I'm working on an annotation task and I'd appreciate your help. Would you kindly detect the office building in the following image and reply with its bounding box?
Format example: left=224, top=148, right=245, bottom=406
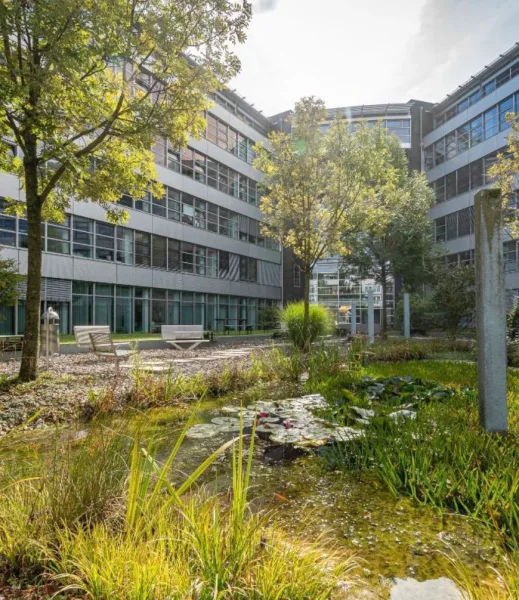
left=0, top=90, right=282, bottom=335
left=424, top=42, right=519, bottom=303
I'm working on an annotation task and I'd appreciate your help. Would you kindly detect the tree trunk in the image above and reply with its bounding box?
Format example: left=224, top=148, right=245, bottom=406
left=380, top=263, right=388, bottom=340
left=18, top=153, right=42, bottom=382
left=303, top=268, right=311, bottom=352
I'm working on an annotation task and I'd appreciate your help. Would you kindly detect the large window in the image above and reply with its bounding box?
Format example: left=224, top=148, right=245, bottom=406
left=73, top=217, right=93, bottom=258
left=95, top=223, right=115, bottom=261
left=135, top=231, right=151, bottom=267
left=426, top=93, right=519, bottom=169
left=152, top=235, right=167, bottom=269
left=239, top=256, right=258, bottom=282
left=47, top=217, right=70, bottom=254
left=116, top=227, right=133, bottom=264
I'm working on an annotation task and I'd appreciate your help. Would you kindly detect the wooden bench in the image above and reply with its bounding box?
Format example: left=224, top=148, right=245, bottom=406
left=89, top=331, right=130, bottom=376
left=161, top=325, right=209, bottom=351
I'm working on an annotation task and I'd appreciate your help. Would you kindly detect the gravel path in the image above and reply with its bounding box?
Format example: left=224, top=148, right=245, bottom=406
left=0, top=340, right=281, bottom=437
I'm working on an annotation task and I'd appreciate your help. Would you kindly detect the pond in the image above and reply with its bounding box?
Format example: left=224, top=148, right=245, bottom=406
left=126, top=383, right=500, bottom=599
left=3, top=381, right=503, bottom=599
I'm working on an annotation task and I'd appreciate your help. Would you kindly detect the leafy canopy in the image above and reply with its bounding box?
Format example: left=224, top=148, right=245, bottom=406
left=0, top=0, right=252, bottom=220
left=0, top=253, right=23, bottom=310
left=253, top=97, right=408, bottom=275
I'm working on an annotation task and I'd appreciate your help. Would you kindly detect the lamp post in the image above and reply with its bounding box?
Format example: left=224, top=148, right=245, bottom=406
left=42, top=306, right=59, bottom=371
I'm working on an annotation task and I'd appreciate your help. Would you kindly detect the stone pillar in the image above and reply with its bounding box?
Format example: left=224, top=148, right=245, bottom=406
left=367, top=290, right=375, bottom=345
left=350, top=302, right=357, bottom=335
left=475, top=189, right=507, bottom=433
left=404, top=293, right=411, bottom=339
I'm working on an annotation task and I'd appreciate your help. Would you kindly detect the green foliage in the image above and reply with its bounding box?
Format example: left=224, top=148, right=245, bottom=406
left=0, top=415, right=356, bottom=597
left=431, top=261, right=476, bottom=338
left=318, top=360, right=519, bottom=554
left=0, top=0, right=251, bottom=381
left=394, top=294, right=437, bottom=336
left=0, top=253, right=23, bottom=310
left=280, top=301, right=334, bottom=349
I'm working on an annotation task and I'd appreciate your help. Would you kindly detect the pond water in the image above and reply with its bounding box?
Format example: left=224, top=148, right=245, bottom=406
left=4, top=382, right=503, bottom=599
left=125, top=384, right=501, bottom=599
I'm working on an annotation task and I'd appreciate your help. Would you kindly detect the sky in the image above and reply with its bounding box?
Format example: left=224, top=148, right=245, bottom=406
left=230, top=0, right=519, bottom=117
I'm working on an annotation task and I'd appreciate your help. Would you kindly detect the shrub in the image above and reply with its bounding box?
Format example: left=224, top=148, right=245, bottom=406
left=394, top=294, right=437, bottom=336
left=280, top=302, right=334, bottom=349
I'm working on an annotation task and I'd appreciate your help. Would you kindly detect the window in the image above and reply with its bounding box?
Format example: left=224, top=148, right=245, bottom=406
left=446, top=172, right=457, bottom=200
left=167, top=148, right=181, bottom=172
left=219, top=251, right=230, bottom=278
left=168, top=239, right=181, bottom=271
left=0, top=199, right=16, bottom=247
left=218, top=164, right=229, bottom=195
left=207, top=115, right=218, bottom=144
left=457, top=165, right=470, bottom=195
left=219, top=208, right=230, bottom=236
left=240, top=256, right=257, bottom=282
left=116, top=227, right=133, bottom=264
left=207, top=159, right=218, bottom=189
left=445, top=132, right=457, bottom=160
left=167, top=187, right=181, bottom=222
left=469, top=89, right=482, bottom=106
left=248, top=180, right=257, bottom=205
left=135, top=191, right=151, bottom=213
left=95, top=222, right=115, bottom=261
left=499, top=96, right=514, bottom=131
left=73, top=217, right=93, bottom=258
left=182, top=242, right=194, bottom=273
left=47, top=217, right=71, bottom=254
left=135, top=231, right=151, bottom=267
left=504, top=241, right=518, bottom=272
left=435, top=217, right=446, bottom=242
left=469, top=115, right=483, bottom=146
left=194, top=198, right=206, bottom=229
left=120, top=193, right=133, bottom=208
left=293, top=265, right=301, bottom=288
left=483, top=79, right=496, bottom=96
left=207, top=249, right=218, bottom=277
left=458, top=207, right=471, bottom=237
left=194, top=152, right=206, bottom=183
left=457, top=124, right=470, bottom=154
left=434, top=177, right=446, bottom=203
left=217, top=120, right=228, bottom=150
left=228, top=128, right=238, bottom=155
left=152, top=235, right=167, bottom=269
left=424, top=145, right=434, bottom=171
left=446, top=213, right=458, bottom=241
left=152, top=137, right=167, bottom=166
left=484, top=106, right=498, bottom=138
left=434, top=139, right=445, bottom=165
left=496, top=69, right=511, bottom=88
left=207, top=203, right=218, bottom=233
left=182, top=194, right=195, bottom=226
left=181, top=148, right=194, bottom=178
left=18, top=218, right=44, bottom=249
left=470, top=159, right=484, bottom=189
left=152, top=191, right=167, bottom=218
left=195, top=246, right=206, bottom=276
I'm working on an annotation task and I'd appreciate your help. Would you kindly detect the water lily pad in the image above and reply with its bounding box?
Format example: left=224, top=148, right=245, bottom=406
left=330, top=427, right=364, bottom=441
left=186, top=424, right=223, bottom=439
left=269, top=429, right=304, bottom=444
left=211, top=417, right=240, bottom=425
left=257, top=417, right=280, bottom=424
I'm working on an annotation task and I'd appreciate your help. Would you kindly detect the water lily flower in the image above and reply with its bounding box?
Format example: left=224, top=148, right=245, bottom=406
left=283, top=420, right=293, bottom=429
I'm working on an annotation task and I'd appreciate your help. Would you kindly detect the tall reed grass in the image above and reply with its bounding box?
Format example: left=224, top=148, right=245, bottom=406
left=0, top=409, right=357, bottom=598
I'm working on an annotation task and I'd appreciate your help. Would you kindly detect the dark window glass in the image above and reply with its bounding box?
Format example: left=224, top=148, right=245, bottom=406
left=434, top=139, right=445, bottom=165
left=135, top=191, right=151, bottom=213
left=167, top=148, right=181, bottom=172
left=458, top=208, right=471, bottom=237
left=152, top=235, right=167, bottom=269
left=219, top=251, right=229, bottom=278
left=457, top=165, right=470, bottom=195
left=207, top=203, right=218, bottom=233
left=457, top=124, right=470, bottom=154
left=445, top=132, right=457, bottom=159
left=446, top=172, right=457, bottom=200
left=181, top=148, right=194, bottom=178
left=116, top=227, right=133, bottom=264
left=182, top=242, right=194, bottom=273
left=182, top=194, right=194, bottom=226
left=446, top=213, right=458, bottom=241
left=499, top=96, right=514, bottom=131
left=168, top=239, right=180, bottom=271
left=434, top=177, right=446, bottom=203
left=135, top=231, right=151, bottom=267
left=167, top=187, right=180, bottom=221
left=469, top=115, right=483, bottom=146
left=194, top=152, right=206, bottom=183
left=483, top=79, right=496, bottom=96
left=95, top=222, right=115, bottom=261
left=470, top=159, right=484, bottom=189
left=484, top=106, right=498, bottom=138
left=435, top=217, right=446, bottom=242
left=207, top=159, right=218, bottom=189
left=152, top=192, right=167, bottom=218
left=73, top=217, right=93, bottom=258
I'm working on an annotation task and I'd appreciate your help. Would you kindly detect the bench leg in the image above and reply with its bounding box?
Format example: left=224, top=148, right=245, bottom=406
left=187, top=341, right=203, bottom=351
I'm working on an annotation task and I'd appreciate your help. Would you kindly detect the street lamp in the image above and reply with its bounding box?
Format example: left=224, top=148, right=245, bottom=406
left=42, top=306, right=59, bottom=370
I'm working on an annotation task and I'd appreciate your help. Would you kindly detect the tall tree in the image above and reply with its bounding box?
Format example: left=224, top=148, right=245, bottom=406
left=342, top=169, right=436, bottom=337
left=0, top=0, right=251, bottom=380
left=254, top=98, right=404, bottom=350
